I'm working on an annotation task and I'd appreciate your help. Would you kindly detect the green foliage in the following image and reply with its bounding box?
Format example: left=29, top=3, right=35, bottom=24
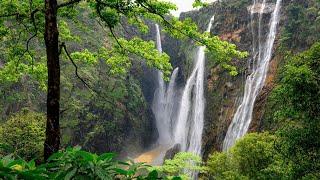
left=0, top=0, right=246, bottom=82
left=280, top=1, right=320, bottom=49
left=0, top=110, right=45, bottom=161
left=231, top=133, right=277, bottom=178
left=0, top=0, right=246, bottom=115
left=67, top=75, right=151, bottom=153
left=71, top=49, right=98, bottom=64
left=153, top=152, right=205, bottom=180
left=105, top=37, right=172, bottom=79
left=59, top=20, right=81, bottom=42
left=272, top=43, right=320, bottom=121
left=0, top=147, right=170, bottom=180
left=269, top=42, right=320, bottom=179
left=206, top=151, right=244, bottom=180
left=45, top=146, right=119, bottom=179
left=0, top=155, right=47, bottom=179
left=192, top=0, right=209, bottom=8
left=206, top=133, right=285, bottom=179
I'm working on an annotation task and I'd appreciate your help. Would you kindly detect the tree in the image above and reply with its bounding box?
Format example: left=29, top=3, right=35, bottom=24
left=44, top=0, right=61, bottom=160
left=0, top=0, right=246, bottom=159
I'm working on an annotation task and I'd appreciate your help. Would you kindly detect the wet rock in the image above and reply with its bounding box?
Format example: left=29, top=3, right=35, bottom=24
left=248, top=3, right=276, bottom=14
left=164, top=144, right=181, bottom=160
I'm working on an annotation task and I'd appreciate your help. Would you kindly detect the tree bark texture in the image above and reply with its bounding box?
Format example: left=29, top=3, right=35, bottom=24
left=44, top=0, right=60, bottom=160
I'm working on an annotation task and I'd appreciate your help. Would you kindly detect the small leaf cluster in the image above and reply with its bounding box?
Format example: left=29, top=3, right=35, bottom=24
left=103, top=37, right=172, bottom=80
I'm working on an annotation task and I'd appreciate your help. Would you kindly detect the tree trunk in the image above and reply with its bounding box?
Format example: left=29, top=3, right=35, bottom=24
left=44, top=0, right=60, bottom=160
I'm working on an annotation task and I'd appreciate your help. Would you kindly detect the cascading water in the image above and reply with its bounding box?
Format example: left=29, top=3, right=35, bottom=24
left=174, top=15, right=215, bottom=155
left=223, top=0, right=282, bottom=151
left=152, top=24, right=179, bottom=145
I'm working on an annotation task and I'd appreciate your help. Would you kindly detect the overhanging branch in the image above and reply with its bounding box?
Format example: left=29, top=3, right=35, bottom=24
left=60, top=42, right=92, bottom=89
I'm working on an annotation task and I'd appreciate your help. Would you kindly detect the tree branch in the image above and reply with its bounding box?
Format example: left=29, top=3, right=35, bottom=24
left=60, top=42, right=92, bottom=89
left=14, top=8, right=40, bottom=72
left=0, top=13, right=19, bottom=18
left=29, top=5, right=40, bottom=71
left=61, top=43, right=117, bottom=106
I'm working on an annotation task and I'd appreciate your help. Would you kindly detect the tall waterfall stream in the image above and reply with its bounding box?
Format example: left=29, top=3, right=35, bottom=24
left=173, top=15, right=215, bottom=155
left=152, top=25, right=179, bottom=146
left=223, top=0, right=282, bottom=151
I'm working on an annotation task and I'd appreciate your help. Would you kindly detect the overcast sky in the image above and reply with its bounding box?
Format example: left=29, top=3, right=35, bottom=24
left=167, top=0, right=216, bottom=16
left=167, top=0, right=194, bottom=16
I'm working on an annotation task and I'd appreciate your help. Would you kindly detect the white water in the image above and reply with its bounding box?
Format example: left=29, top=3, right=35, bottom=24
left=223, top=0, right=282, bottom=151
left=152, top=24, right=179, bottom=145
left=173, top=15, right=215, bottom=155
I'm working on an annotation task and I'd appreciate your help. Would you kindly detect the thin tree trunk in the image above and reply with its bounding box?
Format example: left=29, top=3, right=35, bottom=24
left=44, top=0, right=60, bottom=160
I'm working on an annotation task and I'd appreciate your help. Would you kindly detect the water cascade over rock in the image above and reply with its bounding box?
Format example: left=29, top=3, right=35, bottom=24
left=152, top=24, right=179, bottom=146
left=223, top=0, right=282, bottom=151
left=174, top=15, right=215, bottom=156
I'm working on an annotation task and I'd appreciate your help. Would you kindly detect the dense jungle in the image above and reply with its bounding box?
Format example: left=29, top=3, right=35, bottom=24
left=0, top=0, right=319, bottom=179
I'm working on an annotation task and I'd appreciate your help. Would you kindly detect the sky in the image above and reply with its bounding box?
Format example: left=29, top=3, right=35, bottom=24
left=167, top=0, right=194, bottom=16
left=167, top=0, right=216, bottom=16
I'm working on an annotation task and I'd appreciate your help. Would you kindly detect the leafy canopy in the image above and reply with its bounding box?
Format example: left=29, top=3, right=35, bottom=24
left=0, top=0, right=246, bottom=85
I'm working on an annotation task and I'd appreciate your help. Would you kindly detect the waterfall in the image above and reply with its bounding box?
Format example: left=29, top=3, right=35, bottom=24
left=152, top=24, right=179, bottom=145
left=223, top=0, right=282, bottom=151
left=174, top=15, right=215, bottom=155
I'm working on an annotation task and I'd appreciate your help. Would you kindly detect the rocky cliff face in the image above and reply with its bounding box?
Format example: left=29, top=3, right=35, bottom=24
left=163, top=0, right=320, bottom=160
left=160, top=0, right=284, bottom=159
left=123, top=0, right=320, bottom=159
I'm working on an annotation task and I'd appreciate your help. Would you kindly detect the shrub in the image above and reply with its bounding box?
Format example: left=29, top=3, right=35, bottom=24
left=206, top=133, right=284, bottom=179
left=0, top=110, right=45, bottom=161
left=152, top=152, right=205, bottom=179
left=0, top=147, right=170, bottom=180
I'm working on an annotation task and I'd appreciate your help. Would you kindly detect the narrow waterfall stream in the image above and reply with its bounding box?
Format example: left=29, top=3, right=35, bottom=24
left=152, top=24, right=179, bottom=146
left=134, top=24, right=179, bottom=165
left=174, top=15, right=215, bottom=156
left=223, top=0, right=282, bottom=151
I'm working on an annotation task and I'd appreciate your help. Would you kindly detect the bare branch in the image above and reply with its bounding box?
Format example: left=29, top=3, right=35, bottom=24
left=60, top=42, right=92, bottom=89
left=108, top=27, right=124, bottom=49
left=14, top=8, right=40, bottom=72
left=15, top=29, right=38, bottom=72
